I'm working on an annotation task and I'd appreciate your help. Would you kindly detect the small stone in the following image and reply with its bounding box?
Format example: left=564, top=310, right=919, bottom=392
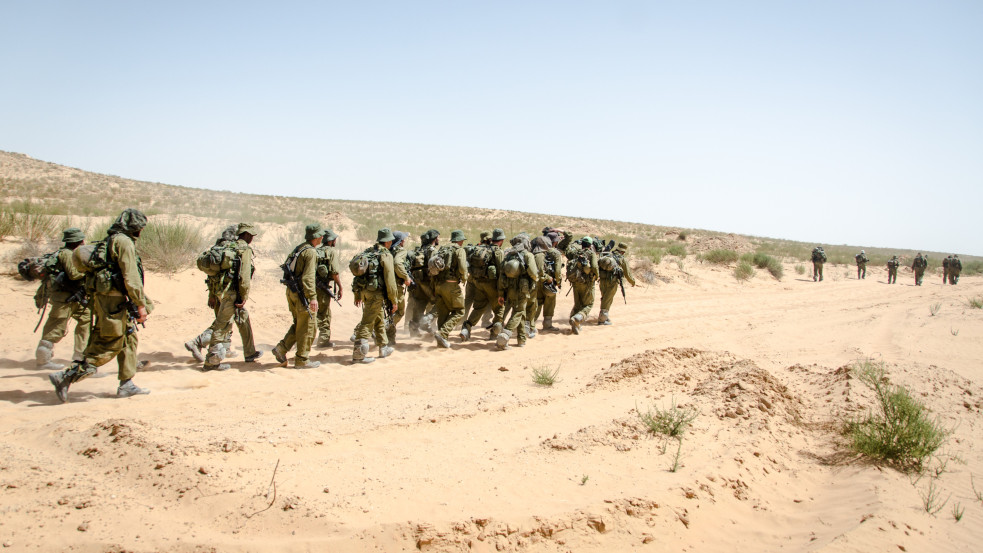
left=77, top=522, right=89, bottom=532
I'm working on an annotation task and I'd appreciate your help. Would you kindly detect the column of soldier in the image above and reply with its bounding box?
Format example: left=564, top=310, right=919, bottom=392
left=26, top=209, right=638, bottom=404
left=809, top=246, right=962, bottom=286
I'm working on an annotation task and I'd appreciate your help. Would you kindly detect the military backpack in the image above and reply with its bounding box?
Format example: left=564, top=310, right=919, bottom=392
left=468, top=244, right=497, bottom=280
left=566, top=249, right=595, bottom=284
left=73, top=235, right=137, bottom=295
left=598, top=252, right=617, bottom=272
left=428, top=245, right=455, bottom=278
left=350, top=247, right=383, bottom=291
left=196, top=242, right=240, bottom=277
left=811, top=248, right=826, bottom=263
left=501, top=248, right=527, bottom=279
left=17, top=251, right=60, bottom=282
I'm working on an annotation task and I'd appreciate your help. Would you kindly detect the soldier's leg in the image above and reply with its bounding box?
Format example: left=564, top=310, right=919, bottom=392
left=541, top=290, right=557, bottom=330
left=316, top=288, right=332, bottom=346
left=438, top=283, right=465, bottom=339
left=276, top=290, right=300, bottom=354
left=291, top=292, right=316, bottom=366
left=38, top=300, right=74, bottom=368
left=354, top=292, right=384, bottom=362
left=233, top=306, right=258, bottom=359
left=205, top=292, right=237, bottom=368
left=464, top=281, right=491, bottom=329
left=524, top=287, right=537, bottom=338
left=598, top=281, right=616, bottom=324
left=463, top=281, right=476, bottom=323
left=71, top=305, right=92, bottom=361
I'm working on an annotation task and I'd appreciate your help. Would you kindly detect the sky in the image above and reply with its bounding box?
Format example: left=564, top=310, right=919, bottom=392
left=2, top=1, right=981, bottom=254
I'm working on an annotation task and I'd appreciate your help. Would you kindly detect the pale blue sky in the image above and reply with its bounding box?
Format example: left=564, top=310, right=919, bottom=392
left=2, top=1, right=981, bottom=254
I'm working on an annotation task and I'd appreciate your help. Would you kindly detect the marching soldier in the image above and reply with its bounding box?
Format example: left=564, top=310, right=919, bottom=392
left=597, top=242, right=636, bottom=325
left=315, top=229, right=343, bottom=347
left=35, top=227, right=91, bottom=371
left=271, top=224, right=322, bottom=369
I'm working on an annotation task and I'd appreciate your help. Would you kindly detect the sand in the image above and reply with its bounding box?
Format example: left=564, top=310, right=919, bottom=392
left=1, top=244, right=981, bottom=552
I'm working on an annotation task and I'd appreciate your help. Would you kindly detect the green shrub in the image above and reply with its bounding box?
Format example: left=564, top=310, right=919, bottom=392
left=847, top=360, right=948, bottom=472
left=968, top=296, right=983, bottom=309
left=0, top=206, right=15, bottom=241
left=740, top=252, right=783, bottom=280
left=15, top=204, right=59, bottom=244
left=138, top=220, right=206, bottom=273
left=701, top=249, right=739, bottom=265
left=667, top=243, right=687, bottom=257
left=531, top=365, right=560, bottom=386
left=639, top=398, right=698, bottom=438
left=734, top=260, right=755, bottom=282
left=795, top=264, right=806, bottom=275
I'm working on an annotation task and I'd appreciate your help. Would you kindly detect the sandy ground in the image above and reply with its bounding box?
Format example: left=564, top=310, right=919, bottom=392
left=1, top=249, right=982, bottom=553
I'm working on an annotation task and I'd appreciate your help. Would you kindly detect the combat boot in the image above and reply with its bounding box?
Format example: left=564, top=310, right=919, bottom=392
left=202, top=363, right=231, bottom=372
left=597, top=310, right=612, bottom=325
left=379, top=345, right=394, bottom=358
left=526, top=322, right=537, bottom=339
left=459, top=322, right=472, bottom=342
left=353, top=339, right=375, bottom=364
left=317, top=337, right=335, bottom=348
left=244, top=351, right=264, bottom=363
left=49, top=361, right=98, bottom=403
left=569, top=313, right=584, bottom=335
left=117, top=379, right=150, bottom=398
left=205, top=344, right=227, bottom=367
left=293, top=359, right=321, bottom=369
left=542, top=317, right=555, bottom=331
left=435, top=333, right=451, bottom=349
left=184, top=339, right=205, bottom=363
left=496, top=330, right=512, bottom=351
left=489, top=322, right=503, bottom=341
left=386, top=325, right=397, bottom=346
left=35, top=340, right=63, bottom=371
left=271, top=344, right=288, bottom=366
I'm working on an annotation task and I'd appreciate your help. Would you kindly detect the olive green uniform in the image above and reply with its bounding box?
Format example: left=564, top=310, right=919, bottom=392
left=886, top=258, right=900, bottom=284
left=499, top=249, right=539, bottom=347
left=811, top=248, right=827, bottom=282
left=533, top=247, right=564, bottom=329
left=911, top=255, right=927, bottom=286
left=434, top=244, right=468, bottom=340
left=406, top=243, right=437, bottom=335
left=387, top=243, right=410, bottom=343
left=598, top=251, right=636, bottom=321
left=855, top=253, right=868, bottom=279
left=523, top=251, right=547, bottom=335
left=275, top=244, right=319, bottom=365
left=40, top=248, right=91, bottom=360
left=949, top=257, right=962, bottom=285
left=354, top=244, right=399, bottom=348
left=464, top=245, right=505, bottom=331
left=315, top=244, right=342, bottom=345
left=567, top=244, right=599, bottom=322
left=204, top=238, right=257, bottom=365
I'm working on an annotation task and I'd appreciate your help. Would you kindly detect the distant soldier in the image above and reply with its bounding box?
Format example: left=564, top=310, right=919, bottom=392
left=185, top=225, right=238, bottom=363
left=406, top=230, right=439, bottom=337
left=949, top=255, right=962, bottom=285
left=431, top=230, right=469, bottom=349
left=351, top=228, right=398, bottom=363
left=271, top=224, right=322, bottom=369
left=387, top=231, right=412, bottom=344
left=463, top=231, right=490, bottom=325
left=811, top=246, right=827, bottom=282
left=911, top=253, right=928, bottom=286
left=855, top=250, right=869, bottom=279
left=315, top=229, right=343, bottom=347
left=942, top=255, right=951, bottom=285
left=496, top=234, right=539, bottom=349
left=524, top=236, right=552, bottom=338
left=886, top=255, right=900, bottom=284
left=35, top=227, right=91, bottom=371
left=532, top=232, right=564, bottom=332
left=460, top=229, right=505, bottom=342
left=597, top=242, right=636, bottom=325
left=49, top=209, right=152, bottom=402
left=566, top=236, right=599, bottom=334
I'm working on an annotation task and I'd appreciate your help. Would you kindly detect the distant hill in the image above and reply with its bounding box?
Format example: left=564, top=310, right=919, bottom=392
left=0, top=150, right=976, bottom=268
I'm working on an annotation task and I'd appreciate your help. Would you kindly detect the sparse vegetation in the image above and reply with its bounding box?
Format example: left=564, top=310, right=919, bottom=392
left=968, top=296, right=983, bottom=309
left=632, top=258, right=658, bottom=285
left=531, top=365, right=560, bottom=386
left=580, top=475, right=589, bottom=485
left=667, top=243, right=687, bottom=257
left=930, top=303, right=941, bottom=316
left=918, top=480, right=950, bottom=515
left=734, top=260, right=755, bottom=282
left=676, top=231, right=687, bottom=241
left=138, top=220, right=207, bottom=273
left=952, top=502, right=964, bottom=522
left=847, top=360, right=949, bottom=472
left=700, top=249, right=739, bottom=265
left=950, top=328, right=959, bottom=337
left=15, top=203, right=59, bottom=244
left=741, top=252, right=783, bottom=280
left=795, top=264, right=806, bottom=275
left=0, top=206, right=15, bottom=241
left=669, top=439, right=684, bottom=473
left=639, top=398, right=698, bottom=438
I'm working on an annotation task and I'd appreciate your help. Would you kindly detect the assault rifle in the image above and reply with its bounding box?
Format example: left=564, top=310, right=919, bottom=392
left=316, top=279, right=343, bottom=307
left=379, top=273, right=395, bottom=330
left=111, top=272, right=145, bottom=334
left=280, top=261, right=313, bottom=319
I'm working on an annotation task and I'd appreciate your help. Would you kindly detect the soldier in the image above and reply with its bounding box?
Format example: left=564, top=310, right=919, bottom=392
left=886, top=255, right=900, bottom=284
left=597, top=242, right=636, bottom=325
left=496, top=234, right=539, bottom=350
left=949, top=255, right=962, bottom=285
left=524, top=235, right=551, bottom=339
left=351, top=228, right=399, bottom=364
left=855, top=250, right=868, bottom=279
left=811, top=246, right=827, bottom=282
left=463, top=231, right=489, bottom=325
left=566, top=236, right=599, bottom=334
left=942, top=255, right=951, bottom=285
left=271, top=224, right=322, bottom=369
left=406, top=230, right=439, bottom=337
left=532, top=231, right=565, bottom=332
left=911, top=253, right=928, bottom=286
left=460, top=229, right=505, bottom=342
left=35, top=227, right=91, bottom=371
left=315, top=229, right=343, bottom=347
left=49, top=209, right=152, bottom=402
left=387, top=230, right=412, bottom=345
left=202, top=223, right=261, bottom=371
left=185, top=225, right=238, bottom=363
left=432, top=230, right=468, bottom=348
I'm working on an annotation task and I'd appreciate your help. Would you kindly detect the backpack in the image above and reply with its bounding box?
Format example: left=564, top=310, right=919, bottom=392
left=566, top=250, right=594, bottom=284
left=73, top=234, right=137, bottom=295
left=502, top=248, right=527, bottom=279
left=17, top=251, right=59, bottom=281
left=350, top=247, right=383, bottom=291
left=196, top=242, right=239, bottom=276
left=598, top=252, right=617, bottom=272
left=468, top=244, right=496, bottom=280
left=428, top=245, right=454, bottom=277
left=811, top=248, right=826, bottom=263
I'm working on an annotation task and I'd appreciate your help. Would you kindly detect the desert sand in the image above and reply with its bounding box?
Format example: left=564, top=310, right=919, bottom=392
left=1, top=229, right=982, bottom=553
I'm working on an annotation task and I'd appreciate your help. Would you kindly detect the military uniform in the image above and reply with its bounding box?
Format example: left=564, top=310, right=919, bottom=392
left=911, top=253, right=927, bottom=286
left=460, top=229, right=506, bottom=341
left=942, top=256, right=951, bottom=284
left=352, top=229, right=399, bottom=363
left=533, top=233, right=565, bottom=331
left=886, top=256, right=900, bottom=284
left=387, top=231, right=411, bottom=345
left=49, top=209, right=153, bottom=402
left=406, top=230, right=439, bottom=336
left=272, top=224, right=322, bottom=368
left=523, top=236, right=549, bottom=338
left=597, top=242, right=636, bottom=325
left=566, top=237, right=599, bottom=334
left=433, top=230, right=468, bottom=347
left=811, top=247, right=827, bottom=282
left=497, top=236, right=539, bottom=349
left=201, top=223, right=260, bottom=370
left=855, top=251, right=868, bottom=279
left=185, top=225, right=238, bottom=362
left=315, top=229, right=343, bottom=347
left=36, top=228, right=91, bottom=370
left=948, top=255, right=962, bottom=285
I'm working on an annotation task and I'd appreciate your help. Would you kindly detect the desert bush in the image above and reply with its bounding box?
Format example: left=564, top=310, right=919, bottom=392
left=700, top=249, right=739, bottom=265
left=138, top=220, right=206, bottom=273
left=847, top=360, right=948, bottom=472
left=677, top=231, right=688, bottom=241
left=633, top=258, right=657, bottom=284
left=929, top=303, right=941, bottom=316
left=962, top=260, right=983, bottom=275
left=0, top=206, right=15, bottom=241
left=795, top=264, right=806, bottom=275
left=741, top=252, right=783, bottom=280
left=734, top=260, right=755, bottom=282
left=667, top=243, right=687, bottom=257
left=531, top=365, right=560, bottom=386
left=639, top=398, right=698, bottom=438
left=15, top=204, right=59, bottom=244
left=968, top=296, right=983, bottom=309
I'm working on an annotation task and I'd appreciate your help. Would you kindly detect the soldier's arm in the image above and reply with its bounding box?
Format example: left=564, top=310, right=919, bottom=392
left=526, top=252, right=540, bottom=282
left=114, top=236, right=149, bottom=308
left=590, top=251, right=600, bottom=275
left=455, top=247, right=469, bottom=282
left=393, top=250, right=410, bottom=281
left=381, top=251, right=399, bottom=305
left=621, top=257, right=636, bottom=286
left=59, top=249, right=86, bottom=281
left=300, top=248, right=317, bottom=301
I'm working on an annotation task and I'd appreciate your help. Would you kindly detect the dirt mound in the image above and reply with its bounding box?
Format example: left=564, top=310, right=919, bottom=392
left=687, top=233, right=754, bottom=254
left=692, top=364, right=804, bottom=431
left=541, top=416, right=650, bottom=452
